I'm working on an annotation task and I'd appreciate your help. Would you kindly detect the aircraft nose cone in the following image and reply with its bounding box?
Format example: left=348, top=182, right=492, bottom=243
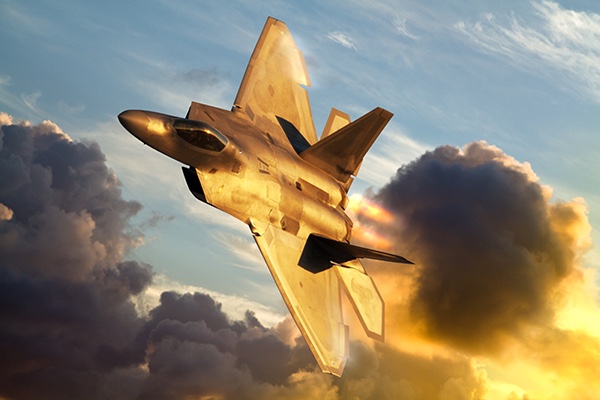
left=118, top=110, right=149, bottom=136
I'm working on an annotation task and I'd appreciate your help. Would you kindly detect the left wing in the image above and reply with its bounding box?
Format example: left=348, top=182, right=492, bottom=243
left=253, top=225, right=348, bottom=376
left=233, top=17, right=318, bottom=145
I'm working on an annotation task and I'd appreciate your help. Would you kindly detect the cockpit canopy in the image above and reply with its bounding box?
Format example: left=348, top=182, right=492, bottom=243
left=173, top=119, right=228, bottom=152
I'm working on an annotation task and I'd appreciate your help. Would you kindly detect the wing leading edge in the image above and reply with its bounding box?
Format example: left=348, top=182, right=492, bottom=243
left=234, top=17, right=318, bottom=145
left=253, top=225, right=349, bottom=376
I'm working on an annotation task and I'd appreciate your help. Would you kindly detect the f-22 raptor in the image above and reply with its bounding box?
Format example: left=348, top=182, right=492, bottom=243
left=119, top=17, right=411, bottom=376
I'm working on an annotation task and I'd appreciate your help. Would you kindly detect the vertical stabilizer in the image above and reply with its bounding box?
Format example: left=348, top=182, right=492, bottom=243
left=300, top=107, right=392, bottom=189
left=321, top=108, right=351, bottom=139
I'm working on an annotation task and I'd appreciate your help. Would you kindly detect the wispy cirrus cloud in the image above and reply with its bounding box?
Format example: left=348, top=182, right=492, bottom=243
left=0, top=75, right=45, bottom=121
left=359, top=126, right=430, bottom=188
left=393, top=16, right=419, bottom=40
left=117, top=50, right=233, bottom=114
left=213, top=232, right=266, bottom=273
left=58, top=100, right=85, bottom=114
left=456, top=0, right=600, bottom=103
left=326, top=31, right=358, bottom=50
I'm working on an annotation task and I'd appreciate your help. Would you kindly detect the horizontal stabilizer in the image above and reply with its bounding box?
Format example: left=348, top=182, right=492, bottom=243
left=300, top=107, right=392, bottom=187
left=335, top=262, right=385, bottom=341
left=299, top=234, right=413, bottom=273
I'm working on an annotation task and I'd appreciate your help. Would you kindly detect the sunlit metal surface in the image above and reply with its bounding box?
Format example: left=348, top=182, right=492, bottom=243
left=118, top=16, right=412, bottom=377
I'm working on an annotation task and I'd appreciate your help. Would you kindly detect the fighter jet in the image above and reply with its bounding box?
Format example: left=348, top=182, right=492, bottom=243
left=118, top=17, right=412, bottom=376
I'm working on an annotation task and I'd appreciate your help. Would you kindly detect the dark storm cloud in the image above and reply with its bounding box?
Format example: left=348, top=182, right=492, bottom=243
left=339, top=341, right=486, bottom=400
left=136, top=293, right=489, bottom=400
left=0, top=114, right=496, bottom=399
left=0, top=115, right=152, bottom=399
left=0, top=114, right=322, bottom=399
left=136, top=292, right=318, bottom=400
left=132, top=295, right=488, bottom=400
left=373, top=141, right=586, bottom=354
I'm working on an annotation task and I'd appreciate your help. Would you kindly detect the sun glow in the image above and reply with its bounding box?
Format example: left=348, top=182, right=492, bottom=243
left=347, top=193, right=393, bottom=223
left=346, top=194, right=396, bottom=250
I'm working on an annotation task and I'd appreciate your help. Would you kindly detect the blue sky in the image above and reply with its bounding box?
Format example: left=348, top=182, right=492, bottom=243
left=2, top=1, right=600, bottom=395
left=3, top=0, right=598, bottom=305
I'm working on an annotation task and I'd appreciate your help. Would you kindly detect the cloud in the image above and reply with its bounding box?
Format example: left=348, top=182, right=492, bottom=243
left=359, top=126, right=431, bottom=187
left=0, top=113, right=151, bottom=399
left=0, top=114, right=499, bottom=399
left=326, top=31, right=358, bottom=50
left=393, top=16, right=419, bottom=40
left=372, top=141, right=589, bottom=353
left=135, top=291, right=318, bottom=399
left=3, top=114, right=598, bottom=398
left=0, top=82, right=46, bottom=122
left=0, top=203, right=13, bottom=221
left=177, top=67, right=224, bottom=87
left=136, top=273, right=286, bottom=328
left=58, top=100, right=85, bottom=114
left=0, top=114, right=313, bottom=399
left=121, top=52, right=233, bottom=114
left=213, top=231, right=267, bottom=273
left=20, top=91, right=42, bottom=113
left=134, top=293, right=490, bottom=400
left=456, top=0, right=600, bottom=103
left=0, top=1, right=55, bottom=37
left=355, top=140, right=600, bottom=398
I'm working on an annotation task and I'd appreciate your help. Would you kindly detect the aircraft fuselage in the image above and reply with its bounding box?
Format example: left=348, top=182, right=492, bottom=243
left=118, top=104, right=352, bottom=242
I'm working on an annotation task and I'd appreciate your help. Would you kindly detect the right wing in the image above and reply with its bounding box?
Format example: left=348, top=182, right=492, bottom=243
left=233, top=17, right=318, bottom=145
left=253, top=225, right=348, bottom=376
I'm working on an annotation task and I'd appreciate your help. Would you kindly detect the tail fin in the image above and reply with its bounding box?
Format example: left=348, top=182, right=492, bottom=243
left=321, top=108, right=351, bottom=139
left=300, top=107, right=392, bottom=189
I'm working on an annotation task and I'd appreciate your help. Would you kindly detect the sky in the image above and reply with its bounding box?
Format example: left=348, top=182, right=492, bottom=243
left=1, top=0, right=599, bottom=399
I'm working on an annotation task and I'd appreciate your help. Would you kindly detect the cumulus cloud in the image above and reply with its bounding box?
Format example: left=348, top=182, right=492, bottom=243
left=371, top=141, right=589, bottom=351
left=133, top=291, right=490, bottom=400
left=0, top=203, right=13, bottom=221
left=0, top=114, right=490, bottom=400
left=456, top=0, right=600, bottom=102
left=136, top=273, right=286, bottom=328
left=0, top=115, right=306, bottom=399
left=352, top=140, right=599, bottom=398
left=0, top=113, right=151, bottom=398
left=2, top=114, right=598, bottom=399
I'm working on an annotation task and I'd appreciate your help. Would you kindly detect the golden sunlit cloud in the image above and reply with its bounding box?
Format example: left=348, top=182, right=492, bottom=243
left=3, top=115, right=599, bottom=399
left=354, top=141, right=600, bottom=399
left=347, top=193, right=394, bottom=224
left=347, top=193, right=396, bottom=250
